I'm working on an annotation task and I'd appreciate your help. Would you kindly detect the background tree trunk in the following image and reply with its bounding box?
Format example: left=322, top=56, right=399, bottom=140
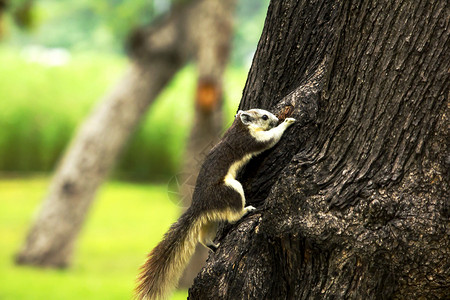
left=0, top=0, right=8, bottom=37
left=15, top=0, right=235, bottom=268
left=190, top=0, right=449, bottom=299
left=179, top=0, right=236, bottom=287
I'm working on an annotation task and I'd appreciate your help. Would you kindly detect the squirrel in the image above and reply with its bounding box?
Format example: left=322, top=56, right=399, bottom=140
left=135, top=108, right=296, bottom=300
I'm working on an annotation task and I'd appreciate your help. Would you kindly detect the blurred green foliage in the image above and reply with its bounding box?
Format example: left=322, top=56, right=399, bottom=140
left=233, top=0, right=270, bottom=65
left=4, top=0, right=269, bottom=65
left=0, top=47, right=125, bottom=173
left=0, top=177, right=188, bottom=299
left=6, top=0, right=157, bottom=51
left=0, top=46, right=247, bottom=180
left=0, top=0, right=269, bottom=179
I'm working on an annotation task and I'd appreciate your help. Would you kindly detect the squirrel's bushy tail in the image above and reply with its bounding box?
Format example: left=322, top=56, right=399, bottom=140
left=135, top=209, right=201, bottom=300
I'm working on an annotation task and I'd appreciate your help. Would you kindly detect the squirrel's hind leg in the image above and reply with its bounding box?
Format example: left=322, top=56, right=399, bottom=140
left=198, top=206, right=255, bottom=251
left=199, top=220, right=219, bottom=251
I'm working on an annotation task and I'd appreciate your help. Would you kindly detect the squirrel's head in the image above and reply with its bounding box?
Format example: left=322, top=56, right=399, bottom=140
left=236, top=109, right=279, bottom=131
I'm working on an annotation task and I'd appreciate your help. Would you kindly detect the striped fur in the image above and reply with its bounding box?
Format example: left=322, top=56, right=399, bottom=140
left=135, top=210, right=201, bottom=300
left=135, top=109, right=295, bottom=299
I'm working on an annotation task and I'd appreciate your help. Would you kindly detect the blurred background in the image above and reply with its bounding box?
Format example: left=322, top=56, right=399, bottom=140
left=0, top=0, right=269, bottom=299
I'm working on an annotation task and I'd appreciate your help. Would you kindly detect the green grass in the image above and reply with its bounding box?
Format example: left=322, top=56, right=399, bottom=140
left=0, top=177, right=188, bottom=299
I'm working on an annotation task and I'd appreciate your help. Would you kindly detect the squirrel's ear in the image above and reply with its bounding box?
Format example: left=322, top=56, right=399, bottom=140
left=240, top=112, right=252, bottom=125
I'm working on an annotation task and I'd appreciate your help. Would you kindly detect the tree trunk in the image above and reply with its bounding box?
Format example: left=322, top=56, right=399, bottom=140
left=15, top=0, right=227, bottom=268
left=189, top=0, right=449, bottom=299
left=0, top=0, right=7, bottom=37
left=179, top=0, right=236, bottom=287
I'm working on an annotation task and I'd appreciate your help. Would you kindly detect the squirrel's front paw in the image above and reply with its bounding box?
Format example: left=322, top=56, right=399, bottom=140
left=284, top=118, right=296, bottom=125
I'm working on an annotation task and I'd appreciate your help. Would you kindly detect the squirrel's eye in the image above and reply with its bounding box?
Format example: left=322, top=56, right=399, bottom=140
left=262, top=115, right=268, bottom=120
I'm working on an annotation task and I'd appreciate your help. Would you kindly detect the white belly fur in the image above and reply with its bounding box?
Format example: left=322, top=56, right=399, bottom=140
left=223, top=153, right=254, bottom=206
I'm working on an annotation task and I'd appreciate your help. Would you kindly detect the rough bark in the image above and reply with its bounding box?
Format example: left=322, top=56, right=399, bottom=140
left=179, top=0, right=236, bottom=287
left=190, top=0, right=449, bottom=299
left=15, top=0, right=227, bottom=268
